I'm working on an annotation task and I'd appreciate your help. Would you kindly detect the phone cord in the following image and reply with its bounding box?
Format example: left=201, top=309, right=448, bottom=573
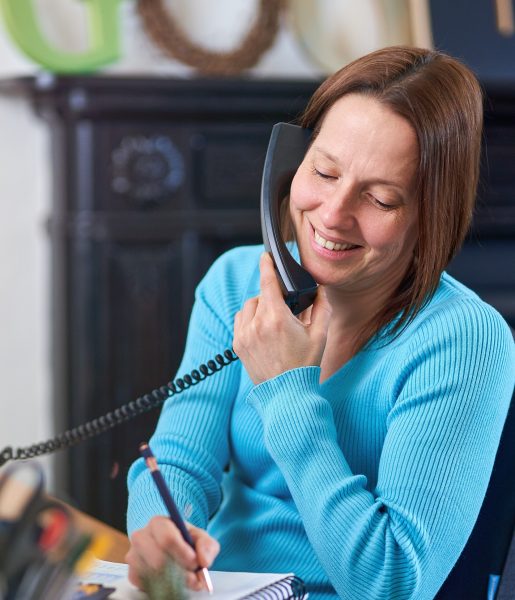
left=0, top=348, right=238, bottom=467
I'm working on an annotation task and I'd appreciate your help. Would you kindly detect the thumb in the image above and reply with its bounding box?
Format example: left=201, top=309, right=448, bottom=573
left=189, top=525, right=220, bottom=568
left=310, top=286, right=332, bottom=335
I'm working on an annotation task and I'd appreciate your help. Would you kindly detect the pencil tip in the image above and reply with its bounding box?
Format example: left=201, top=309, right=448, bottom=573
left=202, top=567, right=214, bottom=594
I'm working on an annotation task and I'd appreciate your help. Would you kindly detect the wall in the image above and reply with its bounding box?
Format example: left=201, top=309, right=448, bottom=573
left=0, top=23, right=52, bottom=473
left=0, top=0, right=419, bottom=490
left=0, top=0, right=323, bottom=488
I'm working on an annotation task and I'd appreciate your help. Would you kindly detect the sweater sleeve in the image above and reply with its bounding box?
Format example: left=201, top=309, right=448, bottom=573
left=126, top=247, right=257, bottom=536
left=246, top=300, right=515, bottom=600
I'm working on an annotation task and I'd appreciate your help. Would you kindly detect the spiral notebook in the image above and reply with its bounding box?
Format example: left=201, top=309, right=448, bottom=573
left=82, top=559, right=307, bottom=599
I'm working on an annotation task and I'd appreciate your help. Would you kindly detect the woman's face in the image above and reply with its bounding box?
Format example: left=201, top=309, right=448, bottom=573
left=290, top=93, right=419, bottom=300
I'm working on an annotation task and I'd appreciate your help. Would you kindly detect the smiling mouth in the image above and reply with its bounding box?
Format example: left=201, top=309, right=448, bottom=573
left=313, top=229, right=361, bottom=251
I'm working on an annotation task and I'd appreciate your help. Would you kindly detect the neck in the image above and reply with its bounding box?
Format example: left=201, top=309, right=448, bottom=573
left=318, top=291, right=385, bottom=381
left=325, top=253, right=414, bottom=332
left=324, top=288, right=386, bottom=337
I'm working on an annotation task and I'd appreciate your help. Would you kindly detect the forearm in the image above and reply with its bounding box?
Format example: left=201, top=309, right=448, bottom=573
left=247, top=360, right=510, bottom=600
left=248, top=367, right=424, bottom=598
left=127, top=249, right=250, bottom=537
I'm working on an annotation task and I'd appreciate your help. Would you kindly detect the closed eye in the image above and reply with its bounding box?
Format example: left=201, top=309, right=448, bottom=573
left=367, top=193, right=396, bottom=210
left=313, top=167, right=337, bottom=180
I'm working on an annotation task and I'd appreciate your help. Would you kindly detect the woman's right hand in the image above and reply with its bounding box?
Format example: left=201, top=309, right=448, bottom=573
left=125, top=516, right=220, bottom=591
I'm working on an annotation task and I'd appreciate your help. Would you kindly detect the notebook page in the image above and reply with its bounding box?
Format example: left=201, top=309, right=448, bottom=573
left=84, top=559, right=295, bottom=600
left=191, top=571, right=295, bottom=599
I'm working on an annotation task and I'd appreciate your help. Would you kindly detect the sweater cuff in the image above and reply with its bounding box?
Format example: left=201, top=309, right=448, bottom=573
left=246, top=366, right=321, bottom=413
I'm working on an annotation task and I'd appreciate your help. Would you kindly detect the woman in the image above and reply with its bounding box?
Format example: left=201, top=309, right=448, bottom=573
left=126, top=46, right=515, bottom=599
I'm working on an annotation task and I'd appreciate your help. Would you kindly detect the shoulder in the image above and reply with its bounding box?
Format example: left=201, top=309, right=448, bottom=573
left=204, top=245, right=262, bottom=280
left=381, top=275, right=514, bottom=434
left=200, top=244, right=262, bottom=296
left=412, top=273, right=513, bottom=344
left=395, top=272, right=515, bottom=387
left=195, top=244, right=263, bottom=318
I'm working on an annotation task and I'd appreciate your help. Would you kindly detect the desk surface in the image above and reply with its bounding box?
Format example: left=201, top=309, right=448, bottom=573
left=54, top=497, right=131, bottom=563
left=1, top=478, right=131, bottom=563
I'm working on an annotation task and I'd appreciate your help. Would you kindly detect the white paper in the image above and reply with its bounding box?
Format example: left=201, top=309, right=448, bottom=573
left=82, top=559, right=295, bottom=600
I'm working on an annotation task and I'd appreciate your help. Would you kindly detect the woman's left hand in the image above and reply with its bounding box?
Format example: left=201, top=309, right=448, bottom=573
left=233, top=253, right=332, bottom=384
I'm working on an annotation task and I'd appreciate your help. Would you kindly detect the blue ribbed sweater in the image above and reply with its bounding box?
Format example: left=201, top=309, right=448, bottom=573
left=127, top=245, right=515, bottom=600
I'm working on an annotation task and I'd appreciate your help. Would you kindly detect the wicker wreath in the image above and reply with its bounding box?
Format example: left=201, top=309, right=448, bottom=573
left=137, top=0, right=283, bottom=76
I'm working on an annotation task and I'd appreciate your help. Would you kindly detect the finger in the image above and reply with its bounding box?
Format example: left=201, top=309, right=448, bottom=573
left=234, top=299, right=259, bottom=349
left=259, top=252, right=285, bottom=304
left=240, top=296, right=259, bottom=322
left=128, top=526, right=168, bottom=573
left=127, top=563, right=143, bottom=589
left=126, top=548, right=146, bottom=589
left=148, top=517, right=198, bottom=570
left=297, top=305, right=313, bottom=326
left=188, top=524, right=220, bottom=568
left=133, top=538, right=166, bottom=573
left=310, top=286, right=332, bottom=336
left=126, top=528, right=171, bottom=588
left=185, top=570, right=205, bottom=591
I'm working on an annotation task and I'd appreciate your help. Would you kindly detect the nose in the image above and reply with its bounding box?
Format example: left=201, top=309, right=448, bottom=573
left=318, top=183, right=358, bottom=231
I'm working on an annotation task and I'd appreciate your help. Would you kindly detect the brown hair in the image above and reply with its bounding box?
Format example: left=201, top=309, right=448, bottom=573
left=297, top=46, right=483, bottom=347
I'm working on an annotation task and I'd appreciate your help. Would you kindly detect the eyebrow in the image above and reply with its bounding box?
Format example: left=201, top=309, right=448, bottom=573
left=313, top=147, right=340, bottom=165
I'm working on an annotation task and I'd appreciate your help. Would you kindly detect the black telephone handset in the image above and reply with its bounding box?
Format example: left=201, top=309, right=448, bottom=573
left=0, top=122, right=317, bottom=467
left=261, top=123, right=318, bottom=315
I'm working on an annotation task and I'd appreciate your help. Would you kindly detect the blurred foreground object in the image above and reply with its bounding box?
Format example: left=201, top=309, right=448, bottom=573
left=0, top=461, right=129, bottom=599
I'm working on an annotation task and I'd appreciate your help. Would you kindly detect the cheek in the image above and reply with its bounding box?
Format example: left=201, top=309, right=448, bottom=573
left=364, top=218, right=418, bottom=256
left=290, top=167, right=317, bottom=213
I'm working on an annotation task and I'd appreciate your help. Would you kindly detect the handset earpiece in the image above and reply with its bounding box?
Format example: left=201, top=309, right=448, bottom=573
left=260, top=123, right=318, bottom=315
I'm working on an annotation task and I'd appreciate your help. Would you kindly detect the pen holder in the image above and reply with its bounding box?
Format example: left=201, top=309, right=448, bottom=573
left=0, top=461, right=93, bottom=600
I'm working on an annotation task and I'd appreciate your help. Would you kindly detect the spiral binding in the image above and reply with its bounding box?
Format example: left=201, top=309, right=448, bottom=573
left=240, top=575, right=306, bottom=599
left=0, top=348, right=238, bottom=468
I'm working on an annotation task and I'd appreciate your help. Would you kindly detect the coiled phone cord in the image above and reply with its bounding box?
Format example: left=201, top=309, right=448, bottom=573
left=0, top=348, right=238, bottom=468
